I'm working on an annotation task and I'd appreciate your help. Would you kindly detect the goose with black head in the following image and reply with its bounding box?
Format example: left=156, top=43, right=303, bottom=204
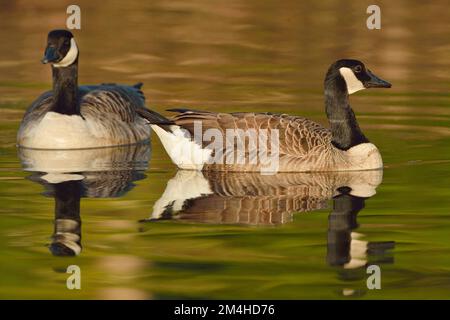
left=141, top=59, right=391, bottom=172
left=17, top=30, right=169, bottom=149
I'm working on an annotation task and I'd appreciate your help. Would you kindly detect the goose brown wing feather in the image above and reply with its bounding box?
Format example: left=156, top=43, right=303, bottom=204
left=170, top=110, right=331, bottom=158
left=21, top=84, right=148, bottom=124
left=20, top=91, right=54, bottom=124
left=80, top=85, right=147, bottom=123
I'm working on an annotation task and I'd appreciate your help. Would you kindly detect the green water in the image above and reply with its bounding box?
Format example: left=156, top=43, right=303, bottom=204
left=1, top=0, right=450, bottom=299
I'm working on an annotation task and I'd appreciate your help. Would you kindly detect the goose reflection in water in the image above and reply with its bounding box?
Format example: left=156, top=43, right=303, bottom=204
left=146, top=169, right=395, bottom=296
left=147, top=170, right=382, bottom=224
left=18, top=143, right=151, bottom=256
left=327, top=186, right=395, bottom=297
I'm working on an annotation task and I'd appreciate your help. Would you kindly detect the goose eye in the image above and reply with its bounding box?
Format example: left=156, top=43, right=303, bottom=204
left=354, top=65, right=362, bottom=73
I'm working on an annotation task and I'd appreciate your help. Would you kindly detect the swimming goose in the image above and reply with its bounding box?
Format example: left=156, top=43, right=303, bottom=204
left=144, top=59, right=391, bottom=172
left=17, top=30, right=168, bottom=149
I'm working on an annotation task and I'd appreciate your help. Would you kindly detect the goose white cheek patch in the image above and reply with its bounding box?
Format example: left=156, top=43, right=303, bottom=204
left=339, top=67, right=365, bottom=94
left=54, top=38, right=78, bottom=67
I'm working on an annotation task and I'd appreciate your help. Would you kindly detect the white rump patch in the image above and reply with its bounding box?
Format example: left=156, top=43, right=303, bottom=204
left=339, top=67, right=365, bottom=94
left=151, top=124, right=212, bottom=170
left=54, top=38, right=78, bottom=67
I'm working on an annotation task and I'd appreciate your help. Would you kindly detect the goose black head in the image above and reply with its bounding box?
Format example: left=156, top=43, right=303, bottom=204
left=42, top=30, right=78, bottom=67
left=326, top=59, right=391, bottom=95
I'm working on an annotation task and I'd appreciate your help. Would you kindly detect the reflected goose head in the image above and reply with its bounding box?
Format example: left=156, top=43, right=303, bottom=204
left=326, top=59, right=391, bottom=95
left=50, top=217, right=82, bottom=257
left=41, top=29, right=78, bottom=67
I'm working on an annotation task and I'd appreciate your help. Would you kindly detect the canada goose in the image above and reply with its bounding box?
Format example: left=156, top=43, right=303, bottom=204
left=143, top=59, right=391, bottom=172
left=17, top=30, right=168, bottom=149
left=22, top=144, right=150, bottom=256
left=146, top=169, right=383, bottom=224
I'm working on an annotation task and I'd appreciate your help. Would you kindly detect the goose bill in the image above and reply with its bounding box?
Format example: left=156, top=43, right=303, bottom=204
left=41, top=46, right=59, bottom=64
left=364, top=70, right=391, bottom=88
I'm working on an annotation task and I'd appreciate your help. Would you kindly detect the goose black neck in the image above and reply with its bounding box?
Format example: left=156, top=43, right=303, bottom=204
left=326, top=190, right=366, bottom=266
left=51, top=62, right=80, bottom=115
left=324, top=75, right=369, bottom=150
left=54, top=180, right=82, bottom=221
left=51, top=180, right=82, bottom=256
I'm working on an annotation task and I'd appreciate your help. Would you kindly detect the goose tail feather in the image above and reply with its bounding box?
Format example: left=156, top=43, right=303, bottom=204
left=133, top=82, right=144, bottom=89
left=136, top=108, right=174, bottom=125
